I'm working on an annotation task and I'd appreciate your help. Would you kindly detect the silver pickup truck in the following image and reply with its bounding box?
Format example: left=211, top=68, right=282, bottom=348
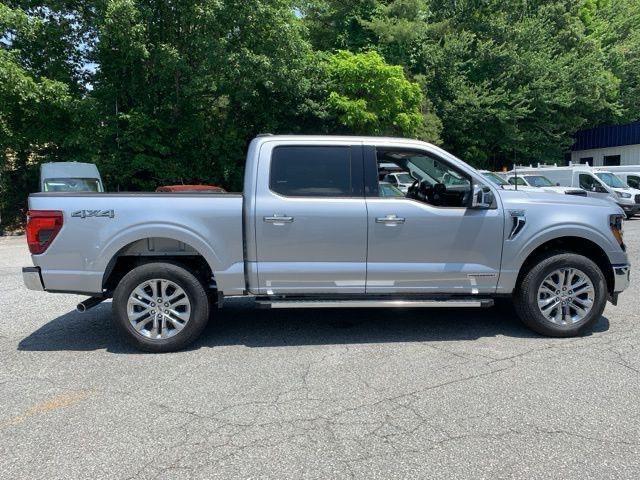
left=23, top=135, right=631, bottom=351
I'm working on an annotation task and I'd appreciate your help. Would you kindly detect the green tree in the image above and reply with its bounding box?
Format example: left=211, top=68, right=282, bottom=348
left=322, top=50, right=441, bottom=140
left=0, top=4, right=73, bottom=227
left=357, top=0, right=621, bottom=168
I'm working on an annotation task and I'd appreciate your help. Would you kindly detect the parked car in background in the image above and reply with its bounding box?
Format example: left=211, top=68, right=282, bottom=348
left=592, top=171, right=640, bottom=218
left=592, top=167, right=640, bottom=190
left=156, top=185, right=226, bottom=193
left=480, top=171, right=586, bottom=196
left=23, top=135, right=630, bottom=352
left=40, top=162, right=104, bottom=193
left=504, top=174, right=587, bottom=196
left=506, top=164, right=640, bottom=216
left=613, top=172, right=640, bottom=190
left=382, top=172, right=414, bottom=193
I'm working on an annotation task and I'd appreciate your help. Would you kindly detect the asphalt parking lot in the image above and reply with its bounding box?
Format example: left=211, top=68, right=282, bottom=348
left=1, top=221, right=639, bottom=480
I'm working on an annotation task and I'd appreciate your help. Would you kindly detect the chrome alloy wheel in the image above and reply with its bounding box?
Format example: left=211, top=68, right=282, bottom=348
left=536, top=268, right=595, bottom=324
left=127, top=279, right=191, bottom=339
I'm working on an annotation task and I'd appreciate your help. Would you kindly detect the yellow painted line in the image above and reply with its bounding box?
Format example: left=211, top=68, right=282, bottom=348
left=0, top=390, right=91, bottom=429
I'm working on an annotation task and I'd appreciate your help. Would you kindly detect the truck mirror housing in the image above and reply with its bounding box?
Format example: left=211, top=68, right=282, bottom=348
left=472, top=184, right=494, bottom=209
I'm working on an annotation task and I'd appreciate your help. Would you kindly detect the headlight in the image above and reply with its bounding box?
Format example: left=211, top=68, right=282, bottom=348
left=610, top=214, right=625, bottom=249
left=616, top=191, right=632, bottom=199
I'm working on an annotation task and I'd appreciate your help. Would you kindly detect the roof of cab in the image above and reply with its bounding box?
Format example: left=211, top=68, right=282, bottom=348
left=40, top=162, right=101, bottom=179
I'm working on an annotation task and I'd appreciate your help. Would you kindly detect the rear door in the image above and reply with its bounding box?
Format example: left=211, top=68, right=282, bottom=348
left=254, top=141, right=368, bottom=294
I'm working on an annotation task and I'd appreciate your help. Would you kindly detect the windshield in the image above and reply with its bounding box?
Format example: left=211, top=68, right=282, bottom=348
left=595, top=172, right=626, bottom=188
left=524, top=175, right=554, bottom=187
left=395, top=173, right=413, bottom=184
left=43, top=178, right=102, bottom=192
left=482, top=172, right=508, bottom=186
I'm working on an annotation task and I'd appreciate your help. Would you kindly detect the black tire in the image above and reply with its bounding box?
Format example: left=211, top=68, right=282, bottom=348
left=513, top=252, right=607, bottom=337
left=112, top=262, right=210, bottom=352
left=626, top=212, right=634, bottom=220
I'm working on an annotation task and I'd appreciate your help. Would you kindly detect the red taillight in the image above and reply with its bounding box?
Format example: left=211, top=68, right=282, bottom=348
left=26, top=210, right=63, bottom=254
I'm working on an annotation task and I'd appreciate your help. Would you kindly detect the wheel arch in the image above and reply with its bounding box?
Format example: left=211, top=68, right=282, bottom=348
left=515, top=236, right=614, bottom=295
left=100, top=228, right=220, bottom=293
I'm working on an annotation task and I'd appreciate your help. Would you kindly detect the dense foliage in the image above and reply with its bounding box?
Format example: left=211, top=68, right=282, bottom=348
left=1, top=0, right=639, bottom=227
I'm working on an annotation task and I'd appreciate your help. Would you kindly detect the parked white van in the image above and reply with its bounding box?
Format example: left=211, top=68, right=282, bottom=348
left=40, top=162, right=104, bottom=193
left=592, top=170, right=640, bottom=214
left=592, top=166, right=640, bottom=190
left=503, top=173, right=587, bottom=196
left=508, top=164, right=638, bottom=218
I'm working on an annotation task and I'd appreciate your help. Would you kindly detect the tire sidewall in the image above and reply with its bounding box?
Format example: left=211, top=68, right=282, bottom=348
left=520, top=254, right=607, bottom=334
left=113, top=262, right=209, bottom=352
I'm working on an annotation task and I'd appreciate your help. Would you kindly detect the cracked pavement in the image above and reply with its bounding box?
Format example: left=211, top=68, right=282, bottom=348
left=1, top=220, right=639, bottom=479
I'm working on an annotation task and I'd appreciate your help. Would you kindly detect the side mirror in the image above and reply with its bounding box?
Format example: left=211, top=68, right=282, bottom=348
left=556, top=182, right=560, bottom=186
left=472, top=184, right=494, bottom=209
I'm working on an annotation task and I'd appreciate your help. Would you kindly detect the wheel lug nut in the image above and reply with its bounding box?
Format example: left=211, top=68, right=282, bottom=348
left=165, top=310, right=169, bottom=314
left=165, top=303, right=169, bottom=307
left=151, top=310, right=155, bottom=314
left=157, top=298, right=162, bottom=302
left=150, top=302, right=155, bottom=307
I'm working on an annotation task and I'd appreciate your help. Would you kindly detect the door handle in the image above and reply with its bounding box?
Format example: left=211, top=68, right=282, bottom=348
left=376, top=214, right=405, bottom=224
left=264, top=214, right=294, bottom=224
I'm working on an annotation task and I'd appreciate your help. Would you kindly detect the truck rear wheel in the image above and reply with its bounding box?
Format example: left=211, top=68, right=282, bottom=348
left=514, top=253, right=607, bottom=337
left=112, top=262, right=210, bottom=352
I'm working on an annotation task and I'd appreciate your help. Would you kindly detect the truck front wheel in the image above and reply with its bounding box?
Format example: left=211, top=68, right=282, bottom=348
left=112, top=262, right=210, bottom=352
left=514, top=253, right=607, bottom=337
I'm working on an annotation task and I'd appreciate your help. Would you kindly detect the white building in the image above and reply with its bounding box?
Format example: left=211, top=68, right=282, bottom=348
left=570, top=121, right=640, bottom=166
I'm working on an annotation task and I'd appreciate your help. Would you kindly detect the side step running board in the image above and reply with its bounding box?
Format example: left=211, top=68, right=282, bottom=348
left=256, top=298, right=494, bottom=309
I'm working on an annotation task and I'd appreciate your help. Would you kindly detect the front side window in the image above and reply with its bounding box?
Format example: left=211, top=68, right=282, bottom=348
left=627, top=175, right=640, bottom=189
left=508, top=177, right=526, bottom=186
left=524, top=175, right=554, bottom=187
left=595, top=172, right=625, bottom=188
left=374, top=148, right=472, bottom=208
left=579, top=174, right=605, bottom=192
left=270, top=146, right=353, bottom=197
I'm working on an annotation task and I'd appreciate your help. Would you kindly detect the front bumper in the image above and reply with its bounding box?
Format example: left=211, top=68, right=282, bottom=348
left=22, top=267, right=45, bottom=291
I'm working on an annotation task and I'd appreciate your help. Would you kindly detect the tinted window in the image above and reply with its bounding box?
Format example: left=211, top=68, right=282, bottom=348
left=627, top=175, right=640, bottom=189
left=579, top=174, right=597, bottom=190
left=270, top=146, right=353, bottom=197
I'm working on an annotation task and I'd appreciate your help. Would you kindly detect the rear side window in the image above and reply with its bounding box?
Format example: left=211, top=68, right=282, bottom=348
left=270, top=146, right=353, bottom=197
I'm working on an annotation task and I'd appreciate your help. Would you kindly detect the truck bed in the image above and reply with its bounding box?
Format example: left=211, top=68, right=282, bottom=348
left=28, top=192, right=245, bottom=295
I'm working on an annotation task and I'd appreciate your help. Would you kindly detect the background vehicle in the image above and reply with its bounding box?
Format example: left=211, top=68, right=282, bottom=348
left=593, top=171, right=640, bottom=218
left=504, top=174, right=587, bottom=196
left=40, top=162, right=104, bottom=193
left=508, top=164, right=640, bottom=216
left=382, top=172, right=414, bottom=193
left=23, top=136, right=630, bottom=352
left=156, top=185, right=226, bottom=193
left=592, top=167, right=640, bottom=190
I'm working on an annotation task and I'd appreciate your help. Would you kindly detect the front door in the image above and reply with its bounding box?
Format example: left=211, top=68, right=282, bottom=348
left=255, top=142, right=368, bottom=294
left=364, top=145, right=504, bottom=294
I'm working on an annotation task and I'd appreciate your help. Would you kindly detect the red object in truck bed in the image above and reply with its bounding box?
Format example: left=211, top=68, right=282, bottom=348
left=156, top=185, right=226, bottom=193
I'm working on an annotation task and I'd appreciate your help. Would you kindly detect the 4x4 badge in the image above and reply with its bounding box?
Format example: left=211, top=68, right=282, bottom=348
left=71, top=209, right=115, bottom=219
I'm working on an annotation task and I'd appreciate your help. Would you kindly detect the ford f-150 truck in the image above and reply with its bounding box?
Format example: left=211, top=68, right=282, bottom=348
left=23, top=135, right=631, bottom=352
